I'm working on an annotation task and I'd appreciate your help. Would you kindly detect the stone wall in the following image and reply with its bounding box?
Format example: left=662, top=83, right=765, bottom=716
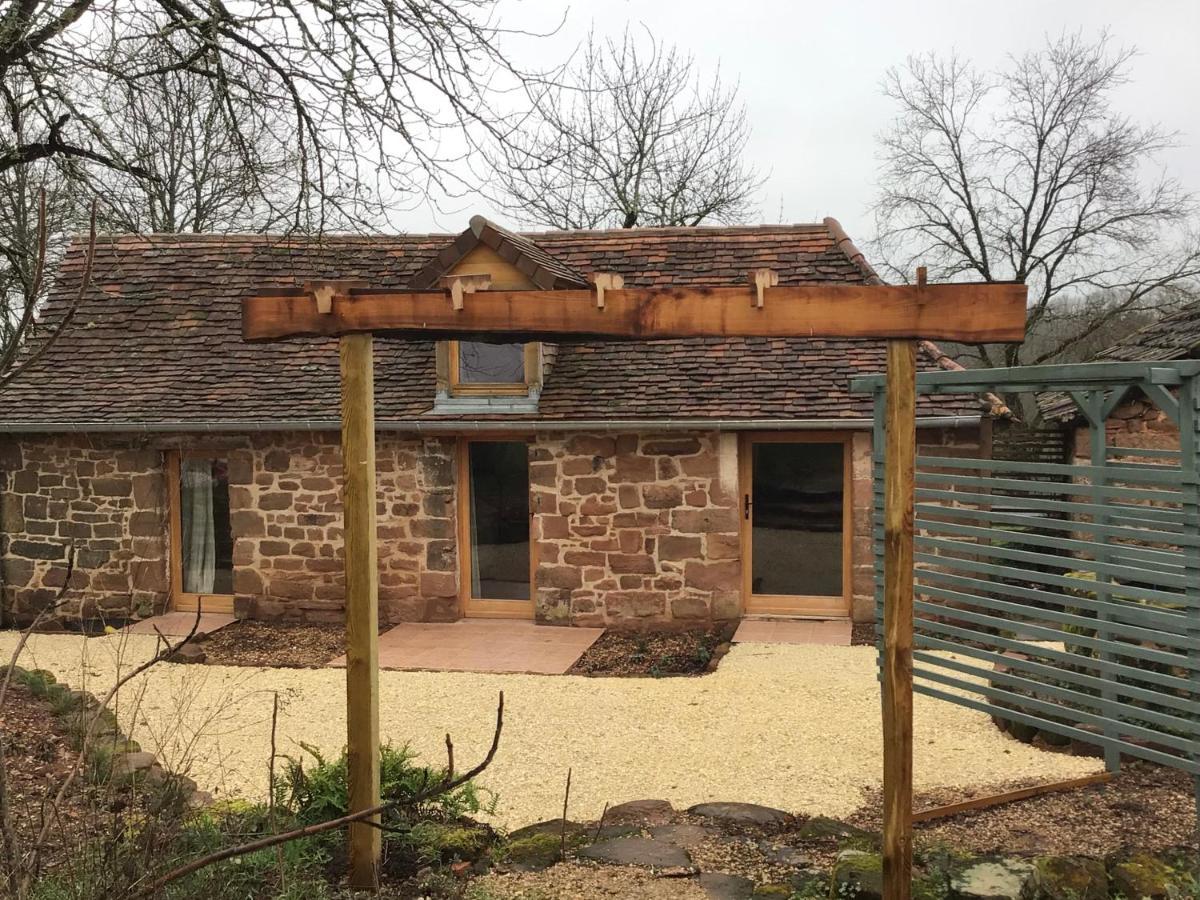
left=530, top=431, right=742, bottom=628
left=1072, top=392, right=1181, bottom=458
left=229, top=433, right=459, bottom=623
left=3, top=424, right=985, bottom=629
left=0, top=435, right=168, bottom=626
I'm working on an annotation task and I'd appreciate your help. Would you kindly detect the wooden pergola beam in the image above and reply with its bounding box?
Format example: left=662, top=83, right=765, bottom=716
left=242, top=282, right=1028, bottom=343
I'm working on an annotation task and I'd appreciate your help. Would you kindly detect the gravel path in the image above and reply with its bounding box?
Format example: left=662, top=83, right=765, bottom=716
left=1, top=632, right=1102, bottom=828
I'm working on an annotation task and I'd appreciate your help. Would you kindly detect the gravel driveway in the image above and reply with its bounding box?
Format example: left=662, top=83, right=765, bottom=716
left=1, top=632, right=1102, bottom=828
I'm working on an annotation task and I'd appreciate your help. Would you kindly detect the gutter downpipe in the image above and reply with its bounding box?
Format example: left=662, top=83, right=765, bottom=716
left=0, top=416, right=983, bottom=435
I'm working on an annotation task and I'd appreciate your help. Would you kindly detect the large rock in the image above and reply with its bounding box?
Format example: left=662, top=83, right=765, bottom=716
left=501, top=832, right=563, bottom=871
left=110, top=751, right=158, bottom=780
left=167, top=643, right=206, bottom=664
left=699, top=872, right=755, bottom=900
left=793, top=815, right=877, bottom=846
left=1020, top=857, right=1106, bottom=900
left=1106, top=850, right=1186, bottom=900
left=605, top=798, right=675, bottom=826
left=649, top=824, right=720, bottom=847
left=832, top=849, right=884, bottom=900
left=950, top=859, right=1035, bottom=899
left=507, top=818, right=586, bottom=842
left=577, top=836, right=692, bottom=870
left=688, top=802, right=791, bottom=827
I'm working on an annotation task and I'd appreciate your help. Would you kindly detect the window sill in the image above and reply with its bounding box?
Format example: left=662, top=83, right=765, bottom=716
left=430, top=393, right=540, bottom=416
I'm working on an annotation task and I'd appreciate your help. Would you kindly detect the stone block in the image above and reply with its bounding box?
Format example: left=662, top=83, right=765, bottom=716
left=642, top=438, right=701, bottom=456
left=684, top=560, right=740, bottom=592
left=671, top=595, right=709, bottom=619
left=672, top=508, right=737, bottom=534
left=612, top=456, right=656, bottom=483
left=609, top=553, right=655, bottom=574
left=643, top=485, right=683, bottom=509
left=258, top=492, right=292, bottom=511
left=229, top=510, right=265, bottom=537
left=566, top=435, right=616, bottom=457
left=658, top=535, right=702, bottom=560
left=420, top=571, right=458, bottom=597
left=705, top=533, right=740, bottom=560
left=537, top=566, right=583, bottom=590
left=606, top=591, right=666, bottom=618
left=412, top=518, right=454, bottom=539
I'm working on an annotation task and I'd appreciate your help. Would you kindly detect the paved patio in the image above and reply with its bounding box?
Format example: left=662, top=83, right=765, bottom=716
left=122, top=611, right=236, bottom=637
left=328, top=619, right=604, bottom=674
left=733, top=617, right=852, bottom=646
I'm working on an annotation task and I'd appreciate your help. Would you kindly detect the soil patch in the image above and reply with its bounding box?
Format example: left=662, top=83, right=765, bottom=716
left=850, top=760, right=1197, bottom=857
left=0, top=680, right=107, bottom=873
left=851, top=622, right=876, bottom=647
left=198, top=620, right=353, bottom=668
left=568, top=626, right=734, bottom=677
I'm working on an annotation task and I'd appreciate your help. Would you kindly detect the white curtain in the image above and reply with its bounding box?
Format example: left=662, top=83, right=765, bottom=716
left=180, top=459, right=216, bottom=594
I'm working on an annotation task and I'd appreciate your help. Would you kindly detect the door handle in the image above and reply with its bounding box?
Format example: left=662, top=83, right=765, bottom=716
left=743, top=494, right=751, bottom=520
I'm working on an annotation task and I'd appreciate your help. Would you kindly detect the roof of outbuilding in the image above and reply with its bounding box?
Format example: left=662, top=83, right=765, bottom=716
left=1038, top=302, right=1200, bottom=421
left=0, top=219, right=987, bottom=430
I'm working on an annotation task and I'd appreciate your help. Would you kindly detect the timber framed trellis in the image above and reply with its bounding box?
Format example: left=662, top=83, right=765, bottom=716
left=244, top=264, right=1028, bottom=898
left=854, top=360, right=1200, bottom=816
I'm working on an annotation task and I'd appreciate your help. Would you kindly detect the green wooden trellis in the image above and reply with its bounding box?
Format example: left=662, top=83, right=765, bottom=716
left=852, top=360, right=1200, bottom=820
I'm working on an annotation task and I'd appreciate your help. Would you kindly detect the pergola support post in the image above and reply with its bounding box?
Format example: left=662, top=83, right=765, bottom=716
left=881, top=338, right=916, bottom=900
left=340, top=333, right=382, bottom=889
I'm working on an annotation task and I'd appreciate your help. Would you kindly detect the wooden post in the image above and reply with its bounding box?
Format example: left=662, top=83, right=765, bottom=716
left=881, top=336, right=916, bottom=900
left=340, top=333, right=381, bottom=889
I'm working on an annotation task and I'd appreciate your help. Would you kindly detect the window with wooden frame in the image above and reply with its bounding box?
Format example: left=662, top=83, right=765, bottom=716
left=738, top=432, right=853, bottom=618
left=167, top=451, right=235, bottom=614
left=447, top=341, right=539, bottom=397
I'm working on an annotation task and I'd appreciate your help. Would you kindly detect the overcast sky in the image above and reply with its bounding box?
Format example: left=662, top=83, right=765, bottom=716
left=405, top=0, right=1200, bottom=248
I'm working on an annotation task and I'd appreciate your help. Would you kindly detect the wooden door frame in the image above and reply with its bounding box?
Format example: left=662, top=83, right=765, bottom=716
left=738, top=431, right=854, bottom=618
left=455, top=436, right=536, bottom=619
left=166, top=450, right=236, bottom=614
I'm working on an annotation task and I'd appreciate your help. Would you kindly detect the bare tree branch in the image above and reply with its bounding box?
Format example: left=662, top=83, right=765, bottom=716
left=870, top=31, right=1200, bottom=396
left=489, top=26, right=763, bottom=229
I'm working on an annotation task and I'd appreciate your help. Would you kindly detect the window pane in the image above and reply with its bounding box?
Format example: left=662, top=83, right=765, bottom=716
left=468, top=442, right=530, bottom=600
left=458, top=342, right=525, bottom=384
left=751, top=443, right=843, bottom=597
left=180, top=458, right=234, bottom=595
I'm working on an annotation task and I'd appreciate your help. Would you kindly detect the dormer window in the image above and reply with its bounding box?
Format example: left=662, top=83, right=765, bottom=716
left=449, top=340, right=535, bottom=397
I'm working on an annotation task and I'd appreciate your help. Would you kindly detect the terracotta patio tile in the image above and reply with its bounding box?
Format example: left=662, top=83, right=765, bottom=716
left=122, top=612, right=236, bottom=637
left=733, top=617, right=851, bottom=646
left=328, top=619, right=604, bottom=674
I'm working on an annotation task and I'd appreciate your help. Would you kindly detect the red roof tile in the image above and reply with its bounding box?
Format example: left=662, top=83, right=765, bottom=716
left=0, top=221, right=985, bottom=428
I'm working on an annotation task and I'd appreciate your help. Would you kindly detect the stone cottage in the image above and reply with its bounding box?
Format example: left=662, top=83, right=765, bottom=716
left=0, top=217, right=992, bottom=629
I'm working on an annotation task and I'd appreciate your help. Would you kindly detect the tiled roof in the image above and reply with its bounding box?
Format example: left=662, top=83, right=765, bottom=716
left=1039, top=302, right=1200, bottom=421
left=0, top=220, right=985, bottom=429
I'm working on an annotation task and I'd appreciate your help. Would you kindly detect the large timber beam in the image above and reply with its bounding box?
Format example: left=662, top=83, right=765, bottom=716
left=242, top=282, right=1028, bottom=343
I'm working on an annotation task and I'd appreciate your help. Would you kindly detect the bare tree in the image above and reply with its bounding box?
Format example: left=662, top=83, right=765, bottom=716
left=490, top=27, right=763, bottom=229
left=0, top=1, right=547, bottom=384
left=89, top=42, right=299, bottom=234
left=871, top=32, right=1200, bottom=370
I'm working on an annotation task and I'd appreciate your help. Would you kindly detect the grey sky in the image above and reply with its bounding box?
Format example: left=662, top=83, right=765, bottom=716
left=405, top=0, right=1200, bottom=249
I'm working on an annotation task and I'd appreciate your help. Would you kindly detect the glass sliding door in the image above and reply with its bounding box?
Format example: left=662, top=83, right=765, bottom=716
left=460, top=440, right=533, bottom=618
left=171, top=454, right=235, bottom=612
left=742, top=436, right=851, bottom=616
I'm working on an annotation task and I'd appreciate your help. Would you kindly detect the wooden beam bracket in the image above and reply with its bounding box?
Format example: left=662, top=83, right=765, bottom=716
left=750, top=269, right=779, bottom=309
left=589, top=272, right=624, bottom=310
left=305, top=280, right=367, bottom=315
left=441, top=273, right=492, bottom=311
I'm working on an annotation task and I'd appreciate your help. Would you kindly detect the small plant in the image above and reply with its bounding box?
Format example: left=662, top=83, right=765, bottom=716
left=278, top=742, right=496, bottom=826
